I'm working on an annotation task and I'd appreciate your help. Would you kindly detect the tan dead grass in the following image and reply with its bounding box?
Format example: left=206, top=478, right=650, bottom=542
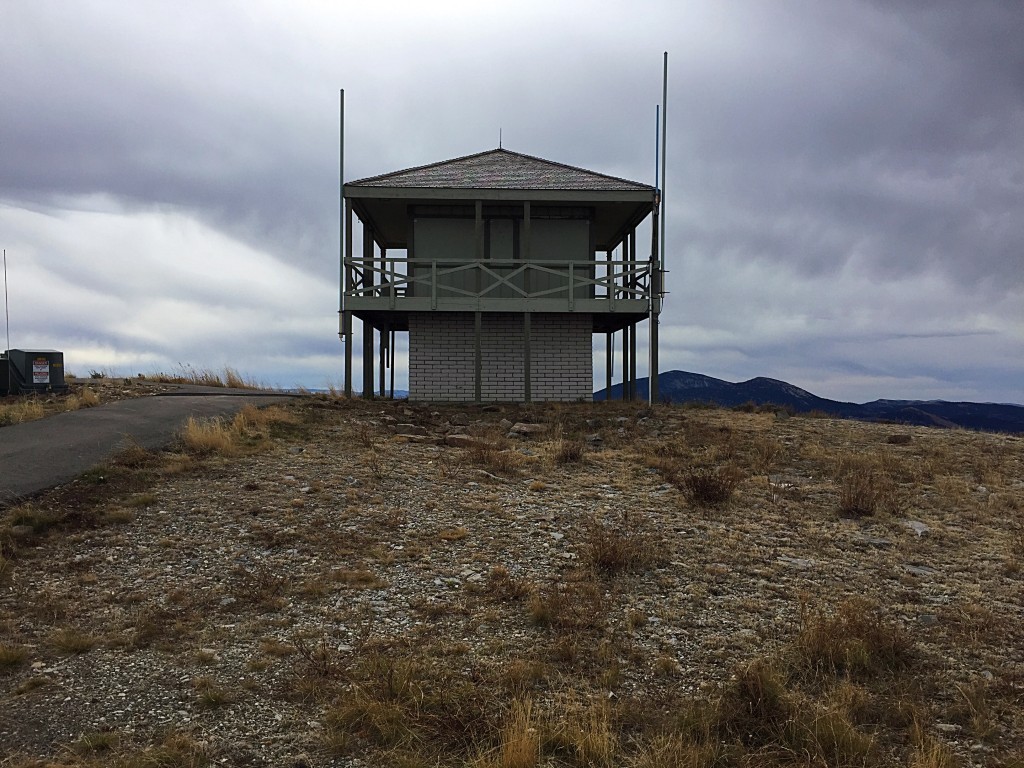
left=1, top=397, right=1022, bottom=766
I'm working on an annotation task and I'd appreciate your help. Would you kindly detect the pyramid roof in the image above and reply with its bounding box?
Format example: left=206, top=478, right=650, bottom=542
left=348, top=148, right=653, bottom=193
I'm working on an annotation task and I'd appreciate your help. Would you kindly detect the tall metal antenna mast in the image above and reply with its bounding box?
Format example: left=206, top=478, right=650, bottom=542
left=649, top=51, right=668, bottom=404
left=339, top=88, right=345, bottom=342
left=655, top=105, right=660, bottom=190
left=3, top=248, right=12, bottom=395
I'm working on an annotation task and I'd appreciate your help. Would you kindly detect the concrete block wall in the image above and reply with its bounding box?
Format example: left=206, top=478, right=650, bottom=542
left=408, top=312, right=592, bottom=402
left=529, top=314, right=592, bottom=401
left=408, top=313, right=475, bottom=401
left=480, top=313, right=526, bottom=401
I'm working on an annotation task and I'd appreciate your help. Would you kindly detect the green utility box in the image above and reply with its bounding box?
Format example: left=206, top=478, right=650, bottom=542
left=2, top=349, right=68, bottom=395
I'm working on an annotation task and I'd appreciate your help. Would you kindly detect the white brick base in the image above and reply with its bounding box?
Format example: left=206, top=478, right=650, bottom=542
left=408, top=312, right=592, bottom=402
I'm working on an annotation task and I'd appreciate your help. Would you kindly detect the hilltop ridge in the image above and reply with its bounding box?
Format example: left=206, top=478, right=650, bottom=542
left=596, top=370, right=1024, bottom=433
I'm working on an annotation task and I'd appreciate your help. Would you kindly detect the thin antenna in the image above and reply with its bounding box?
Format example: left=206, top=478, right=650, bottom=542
left=655, top=105, right=660, bottom=189
left=3, top=249, right=11, bottom=395
left=499, top=128, right=502, bottom=149
left=344, top=88, right=348, bottom=339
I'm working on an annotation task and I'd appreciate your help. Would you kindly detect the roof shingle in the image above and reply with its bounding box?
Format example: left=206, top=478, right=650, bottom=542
left=348, top=148, right=653, bottom=192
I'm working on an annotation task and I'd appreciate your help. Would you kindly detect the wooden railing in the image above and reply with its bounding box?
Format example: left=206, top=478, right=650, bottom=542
left=344, top=257, right=658, bottom=312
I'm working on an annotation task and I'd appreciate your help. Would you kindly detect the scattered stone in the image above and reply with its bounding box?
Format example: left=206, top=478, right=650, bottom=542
left=394, top=434, right=441, bottom=445
left=918, top=613, right=939, bottom=626
left=509, top=422, right=548, bottom=436
left=445, top=434, right=481, bottom=449
left=854, top=536, right=894, bottom=548
left=777, top=557, right=815, bottom=569
left=395, top=423, right=428, bottom=436
left=585, top=433, right=603, bottom=445
left=904, top=520, right=931, bottom=537
left=904, top=564, right=937, bottom=577
left=449, top=412, right=470, bottom=426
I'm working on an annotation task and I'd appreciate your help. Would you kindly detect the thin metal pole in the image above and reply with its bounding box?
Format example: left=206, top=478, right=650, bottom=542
left=651, top=52, right=668, bottom=404
left=629, top=323, right=637, bottom=400
left=3, top=249, right=11, bottom=395
left=379, top=325, right=386, bottom=398
left=344, top=89, right=348, bottom=335
left=389, top=329, right=396, bottom=399
left=605, top=332, right=612, bottom=397
left=655, top=104, right=659, bottom=190
left=621, top=323, right=629, bottom=401
left=660, top=52, right=668, bottom=272
left=343, top=311, right=353, bottom=397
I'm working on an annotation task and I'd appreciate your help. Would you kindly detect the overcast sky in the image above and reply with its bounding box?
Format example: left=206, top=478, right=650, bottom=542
left=2, top=0, right=1021, bottom=403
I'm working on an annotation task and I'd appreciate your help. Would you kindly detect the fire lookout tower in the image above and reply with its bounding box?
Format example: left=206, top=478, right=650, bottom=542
left=340, top=148, right=663, bottom=402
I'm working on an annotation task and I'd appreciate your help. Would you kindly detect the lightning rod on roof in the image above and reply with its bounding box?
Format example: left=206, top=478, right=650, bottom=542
left=499, top=128, right=502, bottom=149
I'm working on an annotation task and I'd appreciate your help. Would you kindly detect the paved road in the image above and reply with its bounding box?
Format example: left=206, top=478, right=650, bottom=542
left=0, top=387, right=296, bottom=505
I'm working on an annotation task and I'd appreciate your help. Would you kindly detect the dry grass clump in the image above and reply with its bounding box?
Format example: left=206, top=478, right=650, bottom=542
left=142, top=364, right=262, bottom=389
left=469, top=441, right=525, bottom=475
left=639, top=595, right=929, bottom=768
left=671, top=658, right=879, bottom=767
left=179, top=415, right=237, bottom=456
left=0, top=641, right=28, bottom=668
left=63, top=387, right=101, bottom=412
left=583, top=511, right=670, bottom=575
left=321, top=649, right=497, bottom=756
left=50, top=626, right=98, bottom=654
left=193, top=676, right=234, bottom=709
left=483, top=565, right=533, bottom=602
left=528, top=574, right=606, bottom=633
left=0, top=399, right=45, bottom=426
left=549, top=437, right=585, bottom=465
left=657, top=461, right=742, bottom=508
left=178, top=404, right=297, bottom=456
left=118, top=730, right=211, bottom=767
left=0, top=552, right=11, bottom=584
left=486, top=696, right=541, bottom=768
left=834, top=455, right=900, bottom=517
left=793, top=597, right=913, bottom=679
left=69, top=729, right=121, bottom=756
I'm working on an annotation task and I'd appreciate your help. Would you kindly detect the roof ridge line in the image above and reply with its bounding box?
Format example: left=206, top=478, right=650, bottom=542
left=348, top=148, right=501, bottom=186
left=347, top=147, right=653, bottom=190
left=495, top=148, right=655, bottom=189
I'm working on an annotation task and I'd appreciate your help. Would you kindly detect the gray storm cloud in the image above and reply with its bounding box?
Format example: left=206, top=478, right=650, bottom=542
left=0, top=0, right=1020, bottom=400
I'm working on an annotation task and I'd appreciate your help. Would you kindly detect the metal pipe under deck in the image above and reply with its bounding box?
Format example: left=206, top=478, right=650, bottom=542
left=652, top=51, right=668, bottom=404
left=339, top=89, right=349, bottom=396
left=343, top=199, right=354, bottom=397
left=362, top=225, right=375, bottom=398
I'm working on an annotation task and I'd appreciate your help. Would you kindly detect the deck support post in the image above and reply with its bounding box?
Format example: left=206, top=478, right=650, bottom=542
left=474, top=311, right=482, bottom=403
left=362, top=224, right=375, bottom=398
left=524, top=313, right=532, bottom=403
left=605, top=331, right=612, bottom=398
left=343, top=311, right=353, bottom=397
left=629, top=322, right=637, bottom=401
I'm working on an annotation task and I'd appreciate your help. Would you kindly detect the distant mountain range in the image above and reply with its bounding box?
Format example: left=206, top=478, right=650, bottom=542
left=595, top=371, right=1024, bottom=434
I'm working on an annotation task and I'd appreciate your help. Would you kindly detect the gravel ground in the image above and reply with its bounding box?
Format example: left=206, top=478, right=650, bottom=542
left=1, top=397, right=1021, bottom=766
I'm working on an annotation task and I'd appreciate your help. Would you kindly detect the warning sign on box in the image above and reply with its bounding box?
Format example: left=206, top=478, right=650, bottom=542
left=32, top=358, right=50, bottom=385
